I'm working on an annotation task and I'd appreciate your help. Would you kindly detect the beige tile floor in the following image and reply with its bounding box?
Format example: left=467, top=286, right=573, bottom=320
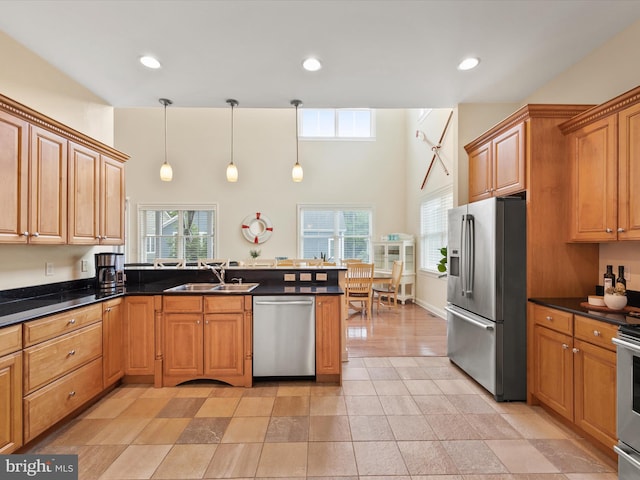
left=24, top=305, right=618, bottom=479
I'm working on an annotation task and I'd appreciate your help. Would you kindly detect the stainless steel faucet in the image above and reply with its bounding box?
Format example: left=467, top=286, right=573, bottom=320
left=209, top=265, right=225, bottom=284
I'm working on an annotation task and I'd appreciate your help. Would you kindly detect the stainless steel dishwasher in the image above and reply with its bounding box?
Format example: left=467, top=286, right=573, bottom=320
left=252, top=295, right=315, bottom=377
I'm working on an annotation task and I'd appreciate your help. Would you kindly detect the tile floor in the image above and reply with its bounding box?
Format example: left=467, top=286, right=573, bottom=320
left=24, top=304, right=617, bottom=479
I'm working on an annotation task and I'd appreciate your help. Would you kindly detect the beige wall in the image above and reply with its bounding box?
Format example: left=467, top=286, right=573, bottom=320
left=0, top=32, right=117, bottom=290
left=115, top=107, right=407, bottom=263
left=403, top=108, right=456, bottom=316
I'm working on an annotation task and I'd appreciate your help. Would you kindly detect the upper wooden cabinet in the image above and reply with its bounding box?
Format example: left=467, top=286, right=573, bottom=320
left=467, top=121, right=525, bottom=202
left=561, top=85, right=640, bottom=241
left=0, top=110, right=29, bottom=243
left=0, top=93, right=128, bottom=245
left=68, top=143, right=125, bottom=245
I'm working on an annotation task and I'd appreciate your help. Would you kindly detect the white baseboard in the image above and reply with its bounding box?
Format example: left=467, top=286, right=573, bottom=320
left=413, top=299, right=447, bottom=320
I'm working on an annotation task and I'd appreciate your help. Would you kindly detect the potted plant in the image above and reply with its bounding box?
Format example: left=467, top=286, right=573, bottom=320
left=604, top=283, right=627, bottom=310
left=437, top=247, right=447, bottom=273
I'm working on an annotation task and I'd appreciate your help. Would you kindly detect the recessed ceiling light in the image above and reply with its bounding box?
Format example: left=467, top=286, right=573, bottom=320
left=458, top=57, right=480, bottom=71
left=140, top=55, right=161, bottom=69
left=302, top=57, right=322, bottom=72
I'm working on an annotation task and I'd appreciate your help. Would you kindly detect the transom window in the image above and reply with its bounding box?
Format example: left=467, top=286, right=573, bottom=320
left=420, top=187, right=453, bottom=272
left=300, top=109, right=375, bottom=139
left=138, top=205, right=217, bottom=263
left=298, top=205, right=373, bottom=262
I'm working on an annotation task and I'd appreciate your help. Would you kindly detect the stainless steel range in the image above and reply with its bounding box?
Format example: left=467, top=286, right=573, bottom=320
left=612, top=319, right=640, bottom=479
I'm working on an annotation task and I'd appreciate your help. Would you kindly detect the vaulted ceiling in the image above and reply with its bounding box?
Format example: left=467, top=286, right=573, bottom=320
left=1, top=1, right=639, bottom=108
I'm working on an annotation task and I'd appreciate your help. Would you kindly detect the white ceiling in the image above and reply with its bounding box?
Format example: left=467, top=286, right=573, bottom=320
left=1, top=0, right=639, bottom=109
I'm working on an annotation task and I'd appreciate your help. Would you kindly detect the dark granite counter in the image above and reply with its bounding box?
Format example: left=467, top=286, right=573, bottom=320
left=529, top=296, right=639, bottom=328
left=0, top=266, right=344, bottom=328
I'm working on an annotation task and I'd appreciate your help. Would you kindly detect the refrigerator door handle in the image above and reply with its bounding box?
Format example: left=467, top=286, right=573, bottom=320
left=466, top=214, right=475, bottom=295
left=445, top=306, right=494, bottom=330
left=460, top=215, right=467, bottom=296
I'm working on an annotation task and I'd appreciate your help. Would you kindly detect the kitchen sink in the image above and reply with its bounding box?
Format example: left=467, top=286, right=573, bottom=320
left=164, top=283, right=259, bottom=293
left=212, top=283, right=259, bottom=292
left=164, top=283, right=220, bottom=292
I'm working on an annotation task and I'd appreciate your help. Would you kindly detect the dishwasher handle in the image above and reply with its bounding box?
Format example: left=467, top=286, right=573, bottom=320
left=254, top=300, right=315, bottom=306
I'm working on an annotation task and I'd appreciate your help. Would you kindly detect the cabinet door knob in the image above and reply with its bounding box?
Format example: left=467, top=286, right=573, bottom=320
left=545, top=316, right=553, bottom=321
left=618, top=227, right=625, bottom=233
left=68, top=391, right=76, bottom=397
left=68, top=349, right=76, bottom=356
left=95, top=235, right=102, bottom=240
left=105, top=307, right=111, bottom=313
left=31, top=232, right=39, bottom=237
left=562, top=343, right=569, bottom=350
left=68, top=319, right=76, bottom=325
left=606, top=228, right=613, bottom=233
left=22, top=231, right=29, bottom=237
left=593, top=330, right=601, bottom=336
left=572, top=347, right=580, bottom=354
left=196, top=320, right=200, bottom=325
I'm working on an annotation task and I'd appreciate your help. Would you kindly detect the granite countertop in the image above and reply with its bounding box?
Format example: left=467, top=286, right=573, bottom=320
left=529, top=297, right=637, bottom=327
left=0, top=281, right=343, bottom=328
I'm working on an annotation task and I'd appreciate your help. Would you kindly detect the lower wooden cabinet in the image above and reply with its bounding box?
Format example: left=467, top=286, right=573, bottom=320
left=103, top=298, right=124, bottom=387
left=533, top=324, right=574, bottom=420
left=123, top=296, right=157, bottom=376
left=23, top=358, right=103, bottom=442
left=162, top=296, right=252, bottom=387
left=316, top=295, right=341, bottom=381
left=530, top=303, right=617, bottom=453
left=0, top=324, right=23, bottom=453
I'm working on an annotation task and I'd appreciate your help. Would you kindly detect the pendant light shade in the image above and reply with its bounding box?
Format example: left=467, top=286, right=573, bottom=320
left=291, top=99, right=303, bottom=182
left=226, top=99, right=239, bottom=182
left=159, top=98, right=173, bottom=182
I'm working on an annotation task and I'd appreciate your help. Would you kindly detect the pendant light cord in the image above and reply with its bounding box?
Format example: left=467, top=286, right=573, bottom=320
left=164, top=102, right=168, bottom=164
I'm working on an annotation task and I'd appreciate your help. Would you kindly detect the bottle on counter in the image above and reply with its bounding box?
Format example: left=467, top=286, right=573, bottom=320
left=604, top=265, right=615, bottom=290
left=617, top=265, right=627, bottom=289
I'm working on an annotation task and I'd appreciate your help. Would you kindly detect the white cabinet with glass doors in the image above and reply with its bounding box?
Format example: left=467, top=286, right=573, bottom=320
left=372, top=239, right=415, bottom=303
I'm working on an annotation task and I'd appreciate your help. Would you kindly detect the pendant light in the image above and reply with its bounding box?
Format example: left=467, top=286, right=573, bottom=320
left=226, top=99, right=239, bottom=182
left=291, top=99, right=303, bottom=182
left=159, top=98, right=173, bottom=182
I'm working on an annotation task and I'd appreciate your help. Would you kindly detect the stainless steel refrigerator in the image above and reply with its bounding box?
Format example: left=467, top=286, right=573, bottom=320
left=446, top=196, right=526, bottom=401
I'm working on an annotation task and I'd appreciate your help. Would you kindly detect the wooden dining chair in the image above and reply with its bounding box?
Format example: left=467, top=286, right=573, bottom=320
left=373, top=261, right=403, bottom=310
left=345, top=262, right=375, bottom=319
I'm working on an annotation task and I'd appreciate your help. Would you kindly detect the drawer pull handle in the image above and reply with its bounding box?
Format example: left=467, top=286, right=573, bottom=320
left=69, top=391, right=76, bottom=397
left=68, top=350, right=76, bottom=356
left=562, top=343, right=569, bottom=350
left=593, top=330, right=601, bottom=336
left=545, top=316, right=553, bottom=321
left=68, top=319, right=76, bottom=325
left=572, top=347, right=580, bottom=354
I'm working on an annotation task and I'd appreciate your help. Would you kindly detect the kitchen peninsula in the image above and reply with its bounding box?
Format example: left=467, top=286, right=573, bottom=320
left=124, top=264, right=346, bottom=388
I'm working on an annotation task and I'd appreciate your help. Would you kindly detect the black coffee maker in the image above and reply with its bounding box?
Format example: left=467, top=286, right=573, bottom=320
left=95, top=253, right=124, bottom=290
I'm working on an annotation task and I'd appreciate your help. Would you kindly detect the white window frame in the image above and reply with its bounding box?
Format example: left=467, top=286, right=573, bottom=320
left=300, top=108, right=376, bottom=140
left=420, top=186, right=453, bottom=274
left=297, top=204, right=374, bottom=262
left=137, top=204, right=218, bottom=263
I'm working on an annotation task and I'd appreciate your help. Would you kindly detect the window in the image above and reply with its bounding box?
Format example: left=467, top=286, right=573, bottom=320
left=300, top=109, right=374, bottom=139
left=138, top=205, right=217, bottom=263
left=298, top=205, right=372, bottom=262
left=420, top=187, right=453, bottom=272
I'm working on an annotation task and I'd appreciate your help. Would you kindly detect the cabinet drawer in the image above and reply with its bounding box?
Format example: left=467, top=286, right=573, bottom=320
left=532, top=304, right=573, bottom=335
left=23, top=322, right=102, bottom=394
left=23, top=357, right=103, bottom=442
left=204, top=295, right=247, bottom=313
left=163, top=296, right=203, bottom=313
left=23, top=303, right=102, bottom=347
left=0, top=324, right=22, bottom=356
left=574, top=315, right=618, bottom=352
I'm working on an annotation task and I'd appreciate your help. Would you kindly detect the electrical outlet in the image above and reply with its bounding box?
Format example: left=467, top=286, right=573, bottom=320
left=45, top=262, right=54, bottom=276
left=81, top=260, right=89, bottom=272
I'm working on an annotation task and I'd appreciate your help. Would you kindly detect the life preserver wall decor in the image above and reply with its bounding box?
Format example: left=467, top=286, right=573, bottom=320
left=241, top=212, right=273, bottom=244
